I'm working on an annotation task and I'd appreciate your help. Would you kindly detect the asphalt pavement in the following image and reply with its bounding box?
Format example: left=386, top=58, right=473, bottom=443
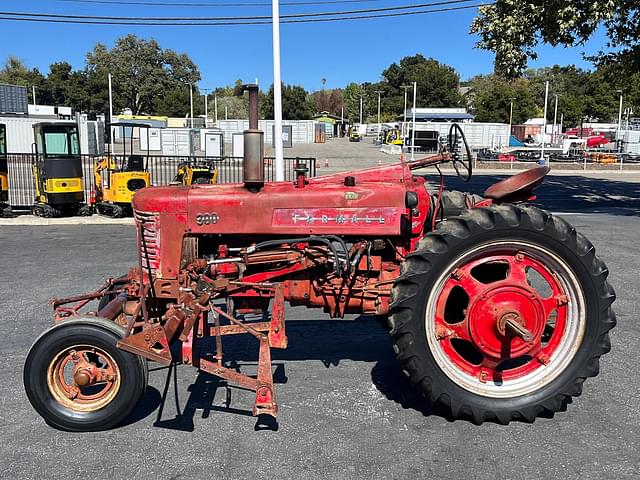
left=0, top=173, right=639, bottom=480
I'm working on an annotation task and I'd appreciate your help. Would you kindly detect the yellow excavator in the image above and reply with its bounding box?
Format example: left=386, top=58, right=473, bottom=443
left=94, top=123, right=152, bottom=217
left=32, top=122, right=92, bottom=217
left=174, top=158, right=218, bottom=185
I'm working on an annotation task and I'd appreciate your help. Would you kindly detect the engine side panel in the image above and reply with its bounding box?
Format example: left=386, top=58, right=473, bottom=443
left=186, top=182, right=408, bottom=236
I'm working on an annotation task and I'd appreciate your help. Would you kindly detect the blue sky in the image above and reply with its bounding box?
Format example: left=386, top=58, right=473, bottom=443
left=2, top=1, right=609, bottom=91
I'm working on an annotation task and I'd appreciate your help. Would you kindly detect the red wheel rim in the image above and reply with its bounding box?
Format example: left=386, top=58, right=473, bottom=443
left=426, top=241, right=585, bottom=397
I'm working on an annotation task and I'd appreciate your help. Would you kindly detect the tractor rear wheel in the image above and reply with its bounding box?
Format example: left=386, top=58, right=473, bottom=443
left=24, top=317, right=148, bottom=431
left=389, top=204, right=616, bottom=423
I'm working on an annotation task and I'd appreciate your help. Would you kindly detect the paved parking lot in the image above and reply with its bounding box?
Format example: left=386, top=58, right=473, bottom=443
left=1, top=168, right=639, bottom=480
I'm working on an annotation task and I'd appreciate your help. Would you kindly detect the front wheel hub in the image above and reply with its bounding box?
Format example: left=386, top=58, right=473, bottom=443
left=468, top=285, right=545, bottom=359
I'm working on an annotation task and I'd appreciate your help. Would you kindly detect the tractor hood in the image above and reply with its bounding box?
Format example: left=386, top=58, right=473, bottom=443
left=133, top=180, right=409, bottom=237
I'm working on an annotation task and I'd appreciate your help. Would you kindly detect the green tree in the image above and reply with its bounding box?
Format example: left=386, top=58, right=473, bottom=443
left=342, top=82, right=365, bottom=122
left=262, top=84, right=314, bottom=120
left=381, top=54, right=463, bottom=115
left=207, top=81, right=250, bottom=120
left=467, top=75, right=538, bottom=124
left=471, top=1, right=640, bottom=78
left=0, top=56, right=47, bottom=103
left=85, top=34, right=201, bottom=115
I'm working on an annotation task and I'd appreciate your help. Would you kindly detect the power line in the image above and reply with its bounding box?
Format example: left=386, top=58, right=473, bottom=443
left=0, top=1, right=480, bottom=21
left=52, top=0, right=394, bottom=7
left=0, top=4, right=488, bottom=25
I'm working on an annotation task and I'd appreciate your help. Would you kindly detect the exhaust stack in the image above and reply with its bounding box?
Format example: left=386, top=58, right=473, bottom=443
left=234, top=84, right=264, bottom=191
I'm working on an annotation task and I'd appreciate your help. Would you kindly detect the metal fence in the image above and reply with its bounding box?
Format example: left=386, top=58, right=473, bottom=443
left=6, top=154, right=316, bottom=208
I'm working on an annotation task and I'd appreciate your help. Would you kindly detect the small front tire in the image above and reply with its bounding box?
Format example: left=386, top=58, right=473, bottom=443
left=24, top=317, right=148, bottom=431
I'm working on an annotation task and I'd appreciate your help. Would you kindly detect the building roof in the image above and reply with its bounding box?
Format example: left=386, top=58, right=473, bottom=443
left=312, top=111, right=346, bottom=122
left=399, top=111, right=475, bottom=121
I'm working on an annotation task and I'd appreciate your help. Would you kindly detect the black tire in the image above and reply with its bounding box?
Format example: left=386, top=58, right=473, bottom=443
left=24, top=317, right=148, bottom=431
left=389, top=204, right=616, bottom=424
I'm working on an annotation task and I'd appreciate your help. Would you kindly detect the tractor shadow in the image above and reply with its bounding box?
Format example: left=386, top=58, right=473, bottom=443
left=444, top=173, right=640, bottom=215
left=148, top=316, right=450, bottom=431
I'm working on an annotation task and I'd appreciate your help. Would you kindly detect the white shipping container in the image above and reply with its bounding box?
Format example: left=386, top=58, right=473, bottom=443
left=0, top=116, right=103, bottom=154
left=203, top=131, right=224, bottom=157
left=139, top=128, right=162, bottom=151
left=160, top=128, right=194, bottom=156
left=412, top=122, right=510, bottom=149
left=622, top=130, right=640, bottom=155
left=199, top=128, right=224, bottom=151
left=217, top=119, right=315, bottom=144
left=232, top=133, right=244, bottom=157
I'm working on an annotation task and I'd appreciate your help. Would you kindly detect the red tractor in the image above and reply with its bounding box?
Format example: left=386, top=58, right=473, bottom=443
left=24, top=85, right=616, bottom=431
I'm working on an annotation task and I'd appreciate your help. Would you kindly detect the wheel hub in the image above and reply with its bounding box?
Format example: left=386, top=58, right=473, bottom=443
left=468, top=284, right=546, bottom=359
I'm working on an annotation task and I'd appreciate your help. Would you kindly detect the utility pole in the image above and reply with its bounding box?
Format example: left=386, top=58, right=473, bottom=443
left=616, top=90, right=623, bottom=152
left=411, top=82, right=417, bottom=161
left=272, top=0, right=285, bottom=181
left=32, top=86, right=36, bottom=106
left=108, top=73, right=114, bottom=155
left=214, top=93, right=218, bottom=124
left=359, top=96, right=363, bottom=125
left=540, top=81, right=549, bottom=165
left=401, top=85, right=411, bottom=136
left=553, top=94, right=559, bottom=143
left=202, top=88, right=210, bottom=128
left=508, top=97, right=515, bottom=146
left=189, top=83, right=194, bottom=128
left=375, top=90, right=383, bottom=125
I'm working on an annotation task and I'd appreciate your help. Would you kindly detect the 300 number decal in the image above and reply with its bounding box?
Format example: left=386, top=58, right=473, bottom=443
left=195, top=212, right=220, bottom=225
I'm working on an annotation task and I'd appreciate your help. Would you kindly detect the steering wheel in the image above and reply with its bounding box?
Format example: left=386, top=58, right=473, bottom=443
left=448, top=123, right=473, bottom=182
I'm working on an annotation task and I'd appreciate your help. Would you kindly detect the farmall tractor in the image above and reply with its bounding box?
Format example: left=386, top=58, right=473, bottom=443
left=24, top=85, right=616, bottom=431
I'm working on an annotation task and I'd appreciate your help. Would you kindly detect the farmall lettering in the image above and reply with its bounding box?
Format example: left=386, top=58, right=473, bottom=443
left=274, top=207, right=398, bottom=227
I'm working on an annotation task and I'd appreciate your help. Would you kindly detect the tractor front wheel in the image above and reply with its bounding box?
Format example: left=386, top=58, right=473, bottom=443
left=24, top=317, right=148, bottom=431
left=389, top=205, right=615, bottom=423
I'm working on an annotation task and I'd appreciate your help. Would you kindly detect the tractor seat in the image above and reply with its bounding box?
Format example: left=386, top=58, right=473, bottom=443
left=484, top=165, right=550, bottom=202
left=125, top=155, right=144, bottom=172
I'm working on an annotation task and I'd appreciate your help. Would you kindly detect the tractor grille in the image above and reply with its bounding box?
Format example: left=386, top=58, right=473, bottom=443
left=134, top=210, right=160, bottom=274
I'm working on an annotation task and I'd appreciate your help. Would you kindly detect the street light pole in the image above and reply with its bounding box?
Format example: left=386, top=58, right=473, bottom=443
left=189, top=83, right=194, bottom=128
left=508, top=97, right=514, bottom=146
left=202, top=88, right=209, bottom=128
left=401, top=85, right=411, bottom=136
left=375, top=90, right=383, bottom=125
left=272, top=0, right=285, bottom=181
left=108, top=73, right=114, bottom=155
left=214, top=93, right=218, bottom=124
left=411, top=82, right=417, bottom=161
left=540, top=81, right=549, bottom=165
left=553, top=94, right=559, bottom=143
left=616, top=90, right=623, bottom=152
left=359, top=96, right=363, bottom=125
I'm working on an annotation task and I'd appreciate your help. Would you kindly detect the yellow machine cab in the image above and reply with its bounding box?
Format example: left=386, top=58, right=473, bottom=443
left=32, top=122, right=91, bottom=217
